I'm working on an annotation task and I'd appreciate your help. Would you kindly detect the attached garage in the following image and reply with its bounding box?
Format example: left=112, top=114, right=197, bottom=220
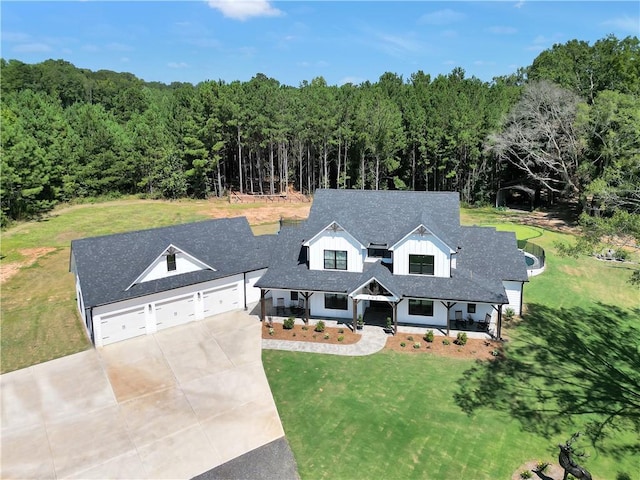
left=203, top=286, right=240, bottom=317
left=70, top=217, right=274, bottom=346
left=100, top=307, right=146, bottom=346
left=156, top=295, right=196, bottom=331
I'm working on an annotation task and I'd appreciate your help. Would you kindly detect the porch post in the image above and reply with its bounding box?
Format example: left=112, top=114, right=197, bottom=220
left=497, top=304, right=503, bottom=339
left=352, top=298, right=358, bottom=332
left=260, top=289, right=266, bottom=323
left=303, top=292, right=311, bottom=324
left=393, top=302, right=398, bottom=335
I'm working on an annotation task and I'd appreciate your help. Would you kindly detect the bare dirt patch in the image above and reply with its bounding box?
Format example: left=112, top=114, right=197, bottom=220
left=385, top=332, right=503, bottom=360
left=511, top=460, right=566, bottom=480
left=262, top=322, right=360, bottom=345
left=1, top=247, right=56, bottom=284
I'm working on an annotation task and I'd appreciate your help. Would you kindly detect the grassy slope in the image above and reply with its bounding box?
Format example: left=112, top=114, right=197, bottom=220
left=2, top=200, right=638, bottom=478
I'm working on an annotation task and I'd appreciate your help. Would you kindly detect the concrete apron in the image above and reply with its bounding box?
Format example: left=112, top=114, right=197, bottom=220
left=1, top=311, right=284, bottom=480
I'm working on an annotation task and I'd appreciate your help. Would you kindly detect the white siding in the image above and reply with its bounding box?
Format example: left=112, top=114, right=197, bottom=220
left=138, top=252, right=209, bottom=283
left=397, top=298, right=448, bottom=326
left=308, top=231, right=364, bottom=272
left=503, top=281, right=524, bottom=315
left=392, top=234, right=451, bottom=277
left=245, top=269, right=266, bottom=305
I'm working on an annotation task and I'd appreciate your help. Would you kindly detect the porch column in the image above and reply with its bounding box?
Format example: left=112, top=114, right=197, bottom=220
left=441, top=301, right=455, bottom=337
left=393, top=302, right=398, bottom=335
left=260, top=289, right=266, bottom=323
left=303, top=292, right=312, bottom=324
left=497, top=304, right=503, bottom=339
left=352, top=298, right=358, bottom=332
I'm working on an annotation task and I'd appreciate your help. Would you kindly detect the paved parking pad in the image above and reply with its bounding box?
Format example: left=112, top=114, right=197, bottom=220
left=1, top=310, right=285, bottom=479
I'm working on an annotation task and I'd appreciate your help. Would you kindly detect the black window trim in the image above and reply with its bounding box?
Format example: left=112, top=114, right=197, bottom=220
left=324, top=249, right=348, bottom=270
left=409, top=254, right=435, bottom=275
left=324, top=293, right=348, bottom=310
left=408, top=299, right=434, bottom=317
left=166, top=253, right=177, bottom=272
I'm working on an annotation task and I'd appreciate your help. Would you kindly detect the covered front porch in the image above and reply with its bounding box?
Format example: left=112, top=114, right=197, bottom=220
left=258, top=290, right=503, bottom=339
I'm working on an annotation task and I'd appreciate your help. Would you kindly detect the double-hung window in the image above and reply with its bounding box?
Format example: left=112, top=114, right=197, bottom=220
left=324, top=250, right=347, bottom=270
left=409, top=254, right=434, bottom=275
left=408, top=299, right=434, bottom=316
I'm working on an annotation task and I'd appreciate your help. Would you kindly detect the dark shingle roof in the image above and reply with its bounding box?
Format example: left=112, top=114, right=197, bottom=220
left=256, top=190, right=528, bottom=304
left=71, top=217, right=270, bottom=309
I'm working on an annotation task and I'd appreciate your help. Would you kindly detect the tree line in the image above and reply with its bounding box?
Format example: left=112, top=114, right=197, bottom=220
left=1, top=34, right=638, bottom=228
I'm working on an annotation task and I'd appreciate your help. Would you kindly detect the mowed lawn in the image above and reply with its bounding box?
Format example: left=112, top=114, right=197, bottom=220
left=2, top=199, right=639, bottom=479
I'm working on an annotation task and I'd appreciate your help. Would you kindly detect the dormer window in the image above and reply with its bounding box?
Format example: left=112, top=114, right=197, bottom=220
left=324, top=250, right=347, bottom=270
left=409, top=254, right=434, bottom=275
left=166, top=253, right=177, bottom=272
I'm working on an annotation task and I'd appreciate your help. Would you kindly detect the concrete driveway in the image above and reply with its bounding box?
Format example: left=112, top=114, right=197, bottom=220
left=1, top=310, right=285, bottom=479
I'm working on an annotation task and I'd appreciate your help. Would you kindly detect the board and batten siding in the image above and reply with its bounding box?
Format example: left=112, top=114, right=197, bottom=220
left=307, top=231, right=363, bottom=272
left=309, top=293, right=354, bottom=320
left=503, top=280, right=524, bottom=316
left=137, top=251, right=209, bottom=283
left=392, top=233, right=451, bottom=277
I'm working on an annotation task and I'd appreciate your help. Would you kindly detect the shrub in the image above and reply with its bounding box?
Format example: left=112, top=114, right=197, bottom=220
left=268, top=328, right=275, bottom=336
left=338, top=335, right=344, bottom=342
left=442, top=339, right=450, bottom=346
left=302, top=325, right=309, bottom=331
left=292, top=332, right=296, bottom=337
left=423, top=330, right=434, bottom=343
left=386, top=317, right=392, bottom=329
left=338, top=328, right=344, bottom=334
left=504, top=307, right=516, bottom=321
left=455, top=332, right=468, bottom=346
left=400, top=342, right=406, bottom=347
left=614, top=249, right=629, bottom=261
left=323, top=333, right=330, bottom=340
left=491, top=349, right=501, bottom=357
left=519, top=470, right=532, bottom=479
left=413, top=342, right=421, bottom=349
left=407, top=335, right=414, bottom=341
left=283, top=317, right=295, bottom=330
left=314, top=321, right=325, bottom=332
left=535, top=461, right=549, bottom=473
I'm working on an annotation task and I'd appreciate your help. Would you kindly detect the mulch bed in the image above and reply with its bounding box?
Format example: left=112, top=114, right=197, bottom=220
left=262, top=322, right=360, bottom=345
left=262, top=321, right=504, bottom=360
left=385, top=332, right=503, bottom=360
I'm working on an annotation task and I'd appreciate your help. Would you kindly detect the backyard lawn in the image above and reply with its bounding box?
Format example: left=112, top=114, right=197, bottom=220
left=1, top=198, right=638, bottom=478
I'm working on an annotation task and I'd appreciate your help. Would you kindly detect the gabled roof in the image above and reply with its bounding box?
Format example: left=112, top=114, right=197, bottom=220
left=256, top=190, right=528, bottom=304
left=71, top=217, right=272, bottom=309
left=302, top=189, right=462, bottom=249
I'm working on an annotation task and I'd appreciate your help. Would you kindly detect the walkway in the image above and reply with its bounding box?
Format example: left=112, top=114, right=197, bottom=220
left=262, top=323, right=388, bottom=356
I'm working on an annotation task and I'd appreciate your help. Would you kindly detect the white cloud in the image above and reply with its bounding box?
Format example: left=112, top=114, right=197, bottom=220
left=168, top=62, right=189, bottom=69
left=473, top=60, right=497, bottom=66
left=514, top=1, right=525, bottom=9
left=602, top=15, right=640, bottom=34
left=339, top=76, right=364, bottom=86
left=1, top=31, right=31, bottom=42
left=297, top=60, right=329, bottom=68
left=487, top=26, right=517, bottom=35
left=419, top=9, right=465, bottom=26
left=13, top=42, right=52, bottom=53
left=207, top=0, right=282, bottom=21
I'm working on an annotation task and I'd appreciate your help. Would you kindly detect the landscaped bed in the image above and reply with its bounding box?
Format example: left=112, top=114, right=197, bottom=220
left=262, top=321, right=360, bottom=345
left=385, top=332, right=502, bottom=360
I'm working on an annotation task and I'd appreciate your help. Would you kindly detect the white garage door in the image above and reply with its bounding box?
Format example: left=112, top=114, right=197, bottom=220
left=203, top=286, right=240, bottom=317
left=156, top=295, right=195, bottom=331
left=100, top=307, right=146, bottom=345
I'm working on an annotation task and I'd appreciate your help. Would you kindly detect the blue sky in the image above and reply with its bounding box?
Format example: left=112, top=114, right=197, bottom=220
left=2, top=1, right=638, bottom=86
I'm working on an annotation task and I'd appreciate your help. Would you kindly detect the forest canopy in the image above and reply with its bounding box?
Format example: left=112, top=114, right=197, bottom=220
left=1, top=34, right=639, bottom=231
